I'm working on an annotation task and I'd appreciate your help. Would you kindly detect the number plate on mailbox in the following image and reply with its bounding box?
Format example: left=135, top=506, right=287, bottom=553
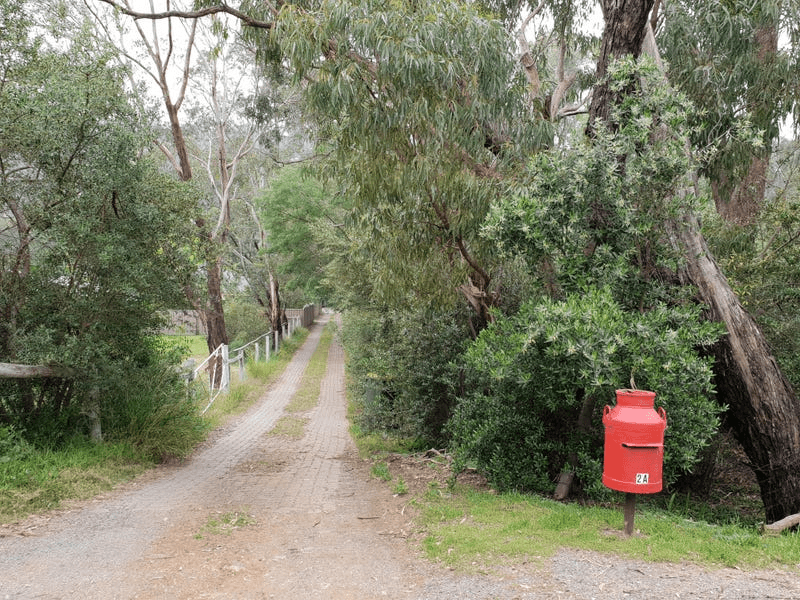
left=635, top=473, right=649, bottom=485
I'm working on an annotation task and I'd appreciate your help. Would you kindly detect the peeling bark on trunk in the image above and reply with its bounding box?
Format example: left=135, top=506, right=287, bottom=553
left=674, top=215, right=800, bottom=523
left=204, top=255, right=228, bottom=387
left=166, top=100, right=192, bottom=181
left=269, top=268, right=284, bottom=344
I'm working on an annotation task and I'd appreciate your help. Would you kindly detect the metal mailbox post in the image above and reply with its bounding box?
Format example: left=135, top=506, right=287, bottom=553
left=602, top=389, right=667, bottom=535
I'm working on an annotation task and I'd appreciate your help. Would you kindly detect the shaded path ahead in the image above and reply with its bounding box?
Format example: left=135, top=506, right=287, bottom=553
left=2, top=314, right=799, bottom=599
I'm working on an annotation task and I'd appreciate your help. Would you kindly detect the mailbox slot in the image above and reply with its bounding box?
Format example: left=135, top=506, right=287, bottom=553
left=621, top=443, right=661, bottom=449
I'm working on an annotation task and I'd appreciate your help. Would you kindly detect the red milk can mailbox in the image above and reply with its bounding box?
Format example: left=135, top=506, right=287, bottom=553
left=602, top=389, right=667, bottom=493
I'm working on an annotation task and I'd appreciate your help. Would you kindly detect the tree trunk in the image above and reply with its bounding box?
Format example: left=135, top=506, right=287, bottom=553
left=268, top=267, right=283, bottom=343
left=2, top=197, right=32, bottom=357
left=587, top=0, right=655, bottom=134
left=711, top=157, right=770, bottom=227
left=205, top=255, right=228, bottom=354
left=593, top=1, right=800, bottom=524
left=674, top=214, right=800, bottom=523
left=166, top=100, right=193, bottom=181
left=205, top=255, right=228, bottom=387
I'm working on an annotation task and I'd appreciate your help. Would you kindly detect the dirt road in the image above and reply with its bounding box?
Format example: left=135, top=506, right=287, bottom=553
left=1, top=314, right=798, bottom=599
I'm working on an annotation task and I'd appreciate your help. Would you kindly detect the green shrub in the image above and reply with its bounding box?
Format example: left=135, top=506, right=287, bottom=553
left=225, top=298, right=271, bottom=349
left=706, top=194, right=800, bottom=391
left=341, top=307, right=470, bottom=445
left=448, top=287, right=722, bottom=498
left=0, top=425, right=34, bottom=463
left=102, top=354, right=208, bottom=461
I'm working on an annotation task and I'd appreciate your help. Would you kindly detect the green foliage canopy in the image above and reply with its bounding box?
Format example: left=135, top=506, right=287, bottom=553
left=0, top=15, right=199, bottom=438
left=257, top=165, right=340, bottom=303
left=271, top=0, right=550, bottom=310
left=450, top=288, right=721, bottom=497
left=448, top=60, right=724, bottom=496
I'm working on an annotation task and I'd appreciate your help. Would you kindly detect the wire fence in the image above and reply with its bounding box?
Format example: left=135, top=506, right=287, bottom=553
left=188, top=315, right=303, bottom=414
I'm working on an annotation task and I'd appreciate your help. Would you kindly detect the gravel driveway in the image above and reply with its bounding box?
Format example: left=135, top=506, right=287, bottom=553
left=1, top=314, right=798, bottom=599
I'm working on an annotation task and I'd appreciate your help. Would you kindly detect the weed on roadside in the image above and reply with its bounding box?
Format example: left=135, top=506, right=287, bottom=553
left=268, top=416, right=308, bottom=438
left=0, top=441, right=150, bottom=524
left=371, top=462, right=392, bottom=481
left=285, top=322, right=335, bottom=413
left=195, top=509, right=256, bottom=539
left=392, top=477, right=409, bottom=495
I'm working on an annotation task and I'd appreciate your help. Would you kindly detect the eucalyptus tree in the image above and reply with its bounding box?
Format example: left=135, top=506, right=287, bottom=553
left=81, top=0, right=239, bottom=358
left=283, top=2, right=545, bottom=331
left=83, top=0, right=197, bottom=182
left=98, top=0, right=550, bottom=332
left=84, top=0, right=295, bottom=356
left=589, top=0, right=800, bottom=524
left=658, top=0, right=799, bottom=226
left=255, top=165, right=339, bottom=305
left=186, top=13, right=278, bottom=343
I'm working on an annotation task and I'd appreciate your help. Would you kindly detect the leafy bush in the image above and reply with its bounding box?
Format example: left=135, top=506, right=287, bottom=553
left=341, top=307, right=470, bottom=445
left=0, top=36, right=199, bottom=443
left=0, top=425, right=34, bottom=463
left=224, top=298, right=271, bottom=349
left=448, top=288, right=722, bottom=497
left=706, top=191, right=800, bottom=391
left=452, top=61, right=725, bottom=497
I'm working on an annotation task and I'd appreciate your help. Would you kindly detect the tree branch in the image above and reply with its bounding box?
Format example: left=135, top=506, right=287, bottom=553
left=96, top=0, right=275, bottom=30
left=153, top=138, right=182, bottom=174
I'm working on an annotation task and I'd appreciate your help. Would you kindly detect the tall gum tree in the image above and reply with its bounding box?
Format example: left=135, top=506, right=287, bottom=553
left=192, top=19, right=290, bottom=337
left=84, top=0, right=234, bottom=359
left=590, top=0, right=800, bottom=523
left=85, top=0, right=272, bottom=358
left=657, top=0, right=796, bottom=227
left=95, top=0, right=549, bottom=335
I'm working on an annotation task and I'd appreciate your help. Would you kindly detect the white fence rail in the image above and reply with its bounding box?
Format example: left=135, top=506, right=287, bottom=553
left=189, top=316, right=303, bottom=414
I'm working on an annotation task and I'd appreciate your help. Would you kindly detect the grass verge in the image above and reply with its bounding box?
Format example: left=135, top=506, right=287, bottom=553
left=419, top=486, right=800, bottom=572
left=0, top=440, right=150, bottom=523
left=201, top=328, right=310, bottom=428
left=284, top=321, right=335, bottom=413
left=161, top=334, right=208, bottom=360
left=264, top=321, right=335, bottom=439
left=347, top=407, right=800, bottom=573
